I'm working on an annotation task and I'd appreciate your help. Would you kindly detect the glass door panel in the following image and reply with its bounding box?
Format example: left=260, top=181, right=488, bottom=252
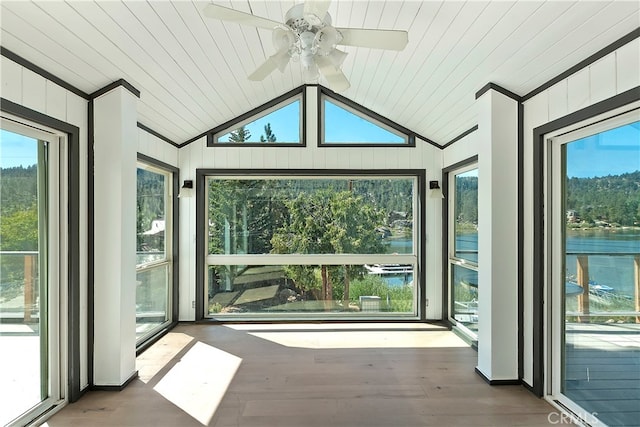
left=0, top=127, right=55, bottom=425
left=552, top=114, right=640, bottom=426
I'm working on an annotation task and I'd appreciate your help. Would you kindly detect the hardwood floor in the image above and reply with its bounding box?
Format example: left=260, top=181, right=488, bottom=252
left=46, top=323, right=565, bottom=426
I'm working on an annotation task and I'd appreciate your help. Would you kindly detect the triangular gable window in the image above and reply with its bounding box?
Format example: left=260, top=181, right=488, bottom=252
left=320, top=89, right=413, bottom=146
left=209, top=88, right=304, bottom=146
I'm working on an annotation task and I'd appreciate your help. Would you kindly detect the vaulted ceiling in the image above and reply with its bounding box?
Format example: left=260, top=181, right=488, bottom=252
left=1, top=1, right=638, bottom=146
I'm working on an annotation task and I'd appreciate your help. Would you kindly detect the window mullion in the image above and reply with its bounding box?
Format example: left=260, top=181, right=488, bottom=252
left=207, top=254, right=417, bottom=266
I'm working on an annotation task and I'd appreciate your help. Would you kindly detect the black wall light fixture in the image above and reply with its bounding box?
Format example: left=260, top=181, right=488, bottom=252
left=429, top=180, right=444, bottom=198
left=179, top=180, right=194, bottom=198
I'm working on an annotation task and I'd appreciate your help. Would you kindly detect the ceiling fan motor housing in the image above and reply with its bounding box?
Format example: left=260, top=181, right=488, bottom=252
left=283, top=3, right=341, bottom=62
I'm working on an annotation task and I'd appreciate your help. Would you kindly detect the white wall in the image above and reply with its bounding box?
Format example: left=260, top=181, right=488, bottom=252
left=476, top=90, right=519, bottom=381
left=443, top=131, right=478, bottom=169
left=521, top=38, right=640, bottom=386
left=1, top=56, right=90, bottom=389
left=137, top=128, right=179, bottom=167
left=92, top=87, right=138, bottom=386
left=177, top=86, right=443, bottom=321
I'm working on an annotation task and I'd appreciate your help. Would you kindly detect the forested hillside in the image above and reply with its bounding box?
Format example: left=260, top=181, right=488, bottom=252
left=0, top=165, right=38, bottom=250
left=455, top=175, right=478, bottom=226
left=2, top=167, right=638, bottom=253
left=207, top=178, right=414, bottom=255
left=136, top=168, right=166, bottom=252
left=454, top=171, right=640, bottom=228
left=566, top=171, right=640, bottom=226
left=0, top=166, right=38, bottom=214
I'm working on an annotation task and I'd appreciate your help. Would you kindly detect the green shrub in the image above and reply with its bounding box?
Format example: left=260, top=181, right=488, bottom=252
left=349, top=275, right=413, bottom=312
left=209, top=302, right=223, bottom=313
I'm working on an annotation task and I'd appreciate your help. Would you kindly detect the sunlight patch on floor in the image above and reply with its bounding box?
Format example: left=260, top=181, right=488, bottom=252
left=226, top=322, right=447, bottom=331
left=153, top=341, right=241, bottom=425
left=136, top=332, right=194, bottom=384
left=248, top=330, right=468, bottom=349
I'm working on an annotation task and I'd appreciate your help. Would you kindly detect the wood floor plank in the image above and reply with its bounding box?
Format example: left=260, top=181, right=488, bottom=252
left=47, top=324, right=574, bottom=427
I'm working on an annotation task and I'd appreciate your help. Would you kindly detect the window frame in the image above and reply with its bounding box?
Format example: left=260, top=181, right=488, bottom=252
left=0, top=111, right=75, bottom=424
left=207, top=87, right=306, bottom=147
left=135, top=153, right=179, bottom=352
left=531, top=90, right=640, bottom=398
left=443, top=156, right=479, bottom=340
left=448, top=164, right=479, bottom=267
left=195, top=168, right=426, bottom=321
left=318, top=87, right=415, bottom=147
left=544, top=105, right=639, bottom=422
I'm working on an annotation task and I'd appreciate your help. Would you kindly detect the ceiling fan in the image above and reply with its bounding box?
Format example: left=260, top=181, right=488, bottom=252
left=203, top=1, right=409, bottom=92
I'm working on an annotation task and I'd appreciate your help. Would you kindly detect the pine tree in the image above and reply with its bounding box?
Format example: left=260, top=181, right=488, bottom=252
left=259, top=123, right=277, bottom=143
left=228, top=125, right=251, bottom=143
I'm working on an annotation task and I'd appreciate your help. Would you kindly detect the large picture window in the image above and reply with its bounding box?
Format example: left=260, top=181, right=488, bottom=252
left=200, top=171, right=423, bottom=319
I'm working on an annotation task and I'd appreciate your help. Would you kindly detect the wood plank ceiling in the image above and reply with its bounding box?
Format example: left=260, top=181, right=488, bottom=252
left=1, top=1, right=638, bottom=146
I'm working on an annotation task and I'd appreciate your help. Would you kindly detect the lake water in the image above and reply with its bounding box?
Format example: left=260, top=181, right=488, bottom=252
left=454, top=230, right=639, bottom=297
left=566, top=229, right=640, bottom=296
left=385, top=237, right=413, bottom=254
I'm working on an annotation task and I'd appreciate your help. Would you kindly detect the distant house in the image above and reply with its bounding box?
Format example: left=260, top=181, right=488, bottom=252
left=566, top=210, right=580, bottom=223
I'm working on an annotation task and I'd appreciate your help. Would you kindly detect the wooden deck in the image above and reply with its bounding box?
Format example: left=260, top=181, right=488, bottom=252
left=564, top=322, right=640, bottom=426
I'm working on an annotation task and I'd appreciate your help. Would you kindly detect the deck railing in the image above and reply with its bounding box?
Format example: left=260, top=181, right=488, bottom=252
left=568, top=252, right=640, bottom=323
left=0, top=251, right=39, bottom=321
left=5, top=251, right=638, bottom=323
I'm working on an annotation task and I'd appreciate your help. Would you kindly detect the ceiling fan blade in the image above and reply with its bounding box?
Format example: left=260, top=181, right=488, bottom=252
left=203, top=4, right=282, bottom=30
left=323, top=68, right=350, bottom=93
left=272, top=50, right=291, bottom=73
left=337, top=28, right=408, bottom=51
left=248, top=50, right=290, bottom=81
left=248, top=59, right=278, bottom=81
left=304, top=0, right=332, bottom=19
left=315, top=56, right=350, bottom=92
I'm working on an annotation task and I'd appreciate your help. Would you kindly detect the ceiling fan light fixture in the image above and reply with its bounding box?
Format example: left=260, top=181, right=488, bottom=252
left=272, top=27, right=296, bottom=53
left=299, top=31, right=317, bottom=52
left=315, top=26, right=341, bottom=55
left=304, top=13, right=325, bottom=28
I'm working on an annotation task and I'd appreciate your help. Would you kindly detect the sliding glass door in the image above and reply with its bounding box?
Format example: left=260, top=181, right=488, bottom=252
left=0, top=119, right=66, bottom=426
left=548, top=108, right=639, bottom=426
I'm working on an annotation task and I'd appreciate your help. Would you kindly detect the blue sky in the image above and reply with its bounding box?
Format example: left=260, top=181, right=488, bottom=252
left=0, top=129, right=37, bottom=168
left=566, top=121, right=640, bottom=178
left=218, top=101, right=301, bottom=143
left=323, top=100, right=404, bottom=143
left=218, top=99, right=404, bottom=144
